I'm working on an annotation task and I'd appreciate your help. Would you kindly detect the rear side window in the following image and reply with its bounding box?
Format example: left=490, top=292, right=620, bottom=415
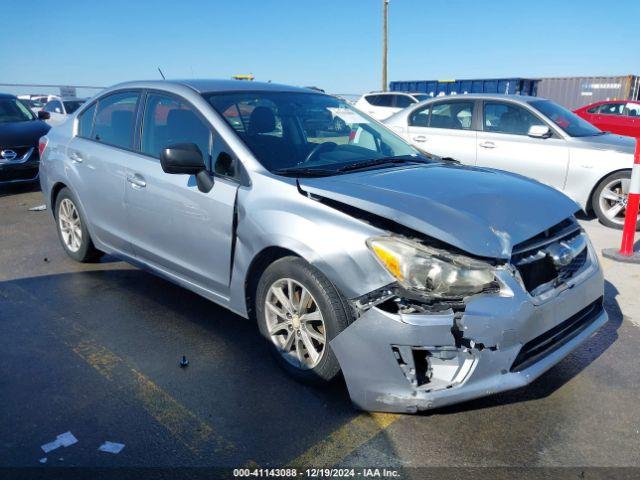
left=625, top=103, right=640, bottom=117
left=409, top=105, right=430, bottom=127
left=141, top=93, right=211, bottom=161
left=483, top=102, right=544, bottom=135
left=430, top=101, right=474, bottom=130
left=393, top=95, right=414, bottom=108
left=77, top=103, right=97, bottom=138
left=598, top=103, right=624, bottom=115
left=92, top=92, right=139, bottom=148
left=366, top=95, right=393, bottom=107
left=44, top=100, right=63, bottom=114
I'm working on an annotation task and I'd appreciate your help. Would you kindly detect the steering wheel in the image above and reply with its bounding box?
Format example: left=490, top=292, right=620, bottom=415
left=303, top=142, right=337, bottom=165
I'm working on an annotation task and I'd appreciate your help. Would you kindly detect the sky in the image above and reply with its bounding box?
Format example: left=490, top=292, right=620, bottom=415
left=2, top=0, right=639, bottom=95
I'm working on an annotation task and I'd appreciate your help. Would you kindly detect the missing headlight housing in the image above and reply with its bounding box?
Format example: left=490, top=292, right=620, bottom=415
left=367, top=236, right=498, bottom=299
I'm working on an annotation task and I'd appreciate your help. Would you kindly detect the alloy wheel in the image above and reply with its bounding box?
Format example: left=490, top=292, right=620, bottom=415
left=58, top=198, right=82, bottom=252
left=264, top=278, right=326, bottom=370
left=598, top=177, right=637, bottom=226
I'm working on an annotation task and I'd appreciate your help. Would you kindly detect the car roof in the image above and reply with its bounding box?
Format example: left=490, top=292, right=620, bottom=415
left=417, top=93, right=541, bottom=103
left=109, top=79, right=314, bottom=95
left=0, top=93, right=16, bottom=99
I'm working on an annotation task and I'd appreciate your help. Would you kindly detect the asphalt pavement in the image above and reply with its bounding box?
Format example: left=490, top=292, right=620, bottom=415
left=1, top=183, right=639, bottom=478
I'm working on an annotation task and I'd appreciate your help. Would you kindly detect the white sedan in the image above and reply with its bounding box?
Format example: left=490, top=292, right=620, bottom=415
left=355, top=91, right=430, bottom=121
left=384, top=94, right=638, bottom=229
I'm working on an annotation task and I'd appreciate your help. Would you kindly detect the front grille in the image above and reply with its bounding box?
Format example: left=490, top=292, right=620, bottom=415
left=510, top=297, right=604, bottom=372
left=511, top=218, right=588, bottom=295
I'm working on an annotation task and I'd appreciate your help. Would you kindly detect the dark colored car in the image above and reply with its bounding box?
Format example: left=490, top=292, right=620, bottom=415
left=574, top=100, right=640, bottom=138
left=0, top=94, right=50, bottom=185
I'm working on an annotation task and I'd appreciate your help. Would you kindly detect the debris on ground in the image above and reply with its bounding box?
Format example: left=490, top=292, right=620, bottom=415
left=39, top=457, right=47, bottom=464
left=179, top=355, right=189, bottom=368
left=28, top=205, right=47, bottom=211
left=98, top=441, right=125, bottom=454
left=43, top=258, right=49, bottom=262
left=40, top=431, right=78, bottom=453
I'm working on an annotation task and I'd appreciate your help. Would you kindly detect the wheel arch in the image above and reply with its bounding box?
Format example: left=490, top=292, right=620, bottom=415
left=244, top=246, right=300, bottom=321
left=50, top=181, right=68, bottom=216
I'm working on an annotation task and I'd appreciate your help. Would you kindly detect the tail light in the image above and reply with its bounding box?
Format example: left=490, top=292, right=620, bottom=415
left=38, top=136, right=49, bottom=157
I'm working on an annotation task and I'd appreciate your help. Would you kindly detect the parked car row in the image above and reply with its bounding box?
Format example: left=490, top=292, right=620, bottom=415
left=574, top=100, right=640, bottom=137
left=38, top=80, right=607, bottom=413
left=381, top=94, right=638, bottom=229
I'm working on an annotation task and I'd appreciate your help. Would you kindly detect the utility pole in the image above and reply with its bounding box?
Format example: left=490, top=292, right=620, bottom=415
left=382, top=0, right=389, bottom=91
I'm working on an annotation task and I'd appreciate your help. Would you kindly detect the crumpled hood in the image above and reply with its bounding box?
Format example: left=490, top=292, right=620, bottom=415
left=299, top=163, right=579, bottom=259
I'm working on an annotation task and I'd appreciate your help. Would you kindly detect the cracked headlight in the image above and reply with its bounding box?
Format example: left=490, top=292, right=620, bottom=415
left=367, top=236, right=497, bottom=298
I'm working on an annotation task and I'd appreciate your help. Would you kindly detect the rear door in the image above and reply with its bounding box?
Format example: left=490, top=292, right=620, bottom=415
left=65, top=91, right=141, bottom=254
left=125, top=91, right=239, bottom=295
left=622, top=102, right=640, bottom=136
left=476, top=100, right=569, bottom=191
left=405, top=99, right=477, bottom=164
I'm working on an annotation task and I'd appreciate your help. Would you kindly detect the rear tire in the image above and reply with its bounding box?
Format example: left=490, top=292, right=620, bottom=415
left=592, top=171, right=638, bottom=230
left=255, top=256, right=351, bottom=384
left=55, top=188, right=103, bottom=262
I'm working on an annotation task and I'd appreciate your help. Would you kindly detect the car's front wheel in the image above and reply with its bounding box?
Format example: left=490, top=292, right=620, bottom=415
left=255, top=257, right=351, bottom=384
left=592, top=171, right=639, bottom=230
left=55, top=188, right=103, bottom=262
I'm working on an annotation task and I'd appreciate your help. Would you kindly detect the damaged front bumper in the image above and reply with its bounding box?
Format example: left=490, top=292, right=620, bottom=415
left=330, top=245, right=607, bottom=413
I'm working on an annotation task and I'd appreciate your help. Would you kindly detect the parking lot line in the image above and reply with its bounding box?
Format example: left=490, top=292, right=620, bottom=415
left=71, top=336, right=234, bottom=456
left=3, top=282, right=234, bottom=459
left=287, top=412, right=399, bottom=468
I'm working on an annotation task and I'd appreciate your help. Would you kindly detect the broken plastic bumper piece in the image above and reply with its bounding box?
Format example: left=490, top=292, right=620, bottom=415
left=330, top=251, right=607, bottom=413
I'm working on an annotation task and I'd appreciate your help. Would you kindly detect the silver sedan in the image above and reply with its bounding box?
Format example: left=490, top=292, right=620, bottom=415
left=383, top=94, right=638, bottom=229
left=39, top=81, right=606, bottom=413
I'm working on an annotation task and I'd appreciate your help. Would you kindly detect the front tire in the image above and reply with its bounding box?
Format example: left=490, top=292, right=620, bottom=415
left=592, top=171, right=638, bottom=230
left=55, top=188, right=103, bottom=262
left=255, top=256, right=351, bottom=384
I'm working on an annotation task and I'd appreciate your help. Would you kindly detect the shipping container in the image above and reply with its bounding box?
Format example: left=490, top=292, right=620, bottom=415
left=536, top=75, right=640, bottom=110
left=389, top=78, right=539, bottom=97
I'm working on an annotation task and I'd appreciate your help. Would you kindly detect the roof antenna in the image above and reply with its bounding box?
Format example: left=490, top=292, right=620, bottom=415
left=157, top=67, right=166, bottom=80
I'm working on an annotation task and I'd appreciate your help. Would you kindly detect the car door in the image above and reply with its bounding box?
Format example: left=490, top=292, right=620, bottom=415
left=405, top=100, right=477, bottom=165
left=44, top=100, right=65, bottom=126
left=65, top=91, right=141, bottom=254
left=596, top=102, right=627, bottom=135
left=476, top=100, right=569, bottom=191
left=125, top=91, right=239, bottom=295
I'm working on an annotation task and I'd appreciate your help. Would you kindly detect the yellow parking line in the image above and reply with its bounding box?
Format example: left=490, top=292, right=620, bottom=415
left=287, top=412, right=400, bottom=468
left=71, top=336, right=234, bottom=456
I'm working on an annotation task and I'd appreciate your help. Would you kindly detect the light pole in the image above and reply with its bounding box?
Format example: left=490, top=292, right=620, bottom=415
left=382, top=0, right=389, bottom=91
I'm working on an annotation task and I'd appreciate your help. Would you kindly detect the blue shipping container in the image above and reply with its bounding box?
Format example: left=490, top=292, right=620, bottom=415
left=390, top=78, right=539, bottom=97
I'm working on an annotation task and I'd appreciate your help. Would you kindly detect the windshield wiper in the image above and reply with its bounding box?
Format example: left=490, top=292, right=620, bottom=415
left=273, top=167, right=338, bottom=177
left=337, top=155, right=430, bottom=173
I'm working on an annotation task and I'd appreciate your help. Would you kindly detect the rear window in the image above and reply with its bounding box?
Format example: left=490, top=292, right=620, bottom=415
left=64, top=100, right=84, bottom=114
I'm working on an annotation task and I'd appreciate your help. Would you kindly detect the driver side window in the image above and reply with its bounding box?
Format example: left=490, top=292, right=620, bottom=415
left=483, top=102, right=545, bottom=136
left=141, top=93, right=211, bottom=163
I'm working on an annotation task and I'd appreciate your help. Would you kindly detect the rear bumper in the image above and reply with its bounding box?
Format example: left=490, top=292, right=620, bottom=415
left=331, top=243, right=607, bottom=413
left=0, top=148, right=39, bottom=184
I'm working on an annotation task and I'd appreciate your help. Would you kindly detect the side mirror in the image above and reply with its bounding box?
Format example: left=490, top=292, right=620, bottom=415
left=528, top=125, right=552, bottom=138
left=38, top=111, right=50, bottom=120
left=160, top=143, right=214, bottom=193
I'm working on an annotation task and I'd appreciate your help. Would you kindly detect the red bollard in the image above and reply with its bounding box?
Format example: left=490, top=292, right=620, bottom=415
left=602, top=138, right=640, bottom=263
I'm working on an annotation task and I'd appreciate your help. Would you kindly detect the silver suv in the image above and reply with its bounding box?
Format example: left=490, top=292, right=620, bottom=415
left=40, top=80, right=607, bottom=413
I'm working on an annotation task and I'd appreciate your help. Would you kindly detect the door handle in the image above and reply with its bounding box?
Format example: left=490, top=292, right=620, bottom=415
left=68, top=151, right=83, bottom=163
left=412, top=135, right=427, bottom=143
left=479, top=141, right=496, bottom=149
left=127, top=174, right=146, bottom=188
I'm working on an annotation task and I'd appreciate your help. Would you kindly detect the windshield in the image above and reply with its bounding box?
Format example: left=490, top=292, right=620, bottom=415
left=63, top=100, right=84, bottom=114
left=207, top=91, right=421, bottom=175
left=529, top=100, right=603, bottom=137
left=0, top=98, right=36, bottom=123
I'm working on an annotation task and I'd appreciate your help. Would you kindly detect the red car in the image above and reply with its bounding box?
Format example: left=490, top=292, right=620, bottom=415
left=574, top=100, right=640, bottom=137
